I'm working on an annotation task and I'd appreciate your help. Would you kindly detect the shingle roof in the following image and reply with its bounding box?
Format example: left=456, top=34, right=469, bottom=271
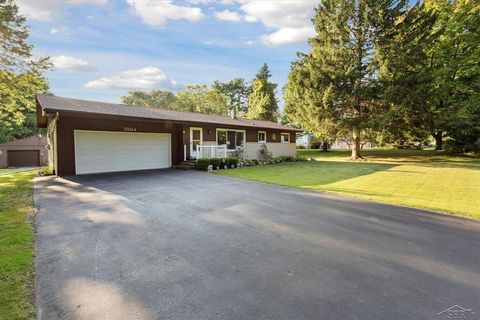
left=36, top=94, right=301, bottom=131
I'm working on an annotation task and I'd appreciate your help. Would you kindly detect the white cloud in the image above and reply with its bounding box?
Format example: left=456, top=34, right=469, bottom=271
left=16, top=0, right=107, bottom=21
left=50, top=28, right=59, bottom=35
left=127, top=0, right=204, bottom=28
left=240, top=0, right=317, bottom=45
left=84, top=66, right=175, bottom=90
left=262, top=26, right=316, bottom=45
left=214, top=10, right=241, bottom=22
left=51, top=55, right=96, bottom=71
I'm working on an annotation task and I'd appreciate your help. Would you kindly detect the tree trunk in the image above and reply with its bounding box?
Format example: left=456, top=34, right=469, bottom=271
left=321, top=141, right=329, bottom=152
left=433, top=132, right=443, bottom=150
left=351, top=130, right=363, bottom=159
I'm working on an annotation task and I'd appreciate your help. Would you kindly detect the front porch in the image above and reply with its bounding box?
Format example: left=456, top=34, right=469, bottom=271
left=186, top=126, right=245, bottom=160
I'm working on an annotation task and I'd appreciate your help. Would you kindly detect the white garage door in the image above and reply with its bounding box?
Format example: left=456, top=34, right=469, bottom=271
left=75, top=130, right=171, bottom=174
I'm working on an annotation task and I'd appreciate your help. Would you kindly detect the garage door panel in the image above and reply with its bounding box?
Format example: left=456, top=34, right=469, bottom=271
left=75, top=131, right=171, bottom=174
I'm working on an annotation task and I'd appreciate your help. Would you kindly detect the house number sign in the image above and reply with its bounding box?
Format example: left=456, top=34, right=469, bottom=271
left=123, top=127, right=137, bottom=132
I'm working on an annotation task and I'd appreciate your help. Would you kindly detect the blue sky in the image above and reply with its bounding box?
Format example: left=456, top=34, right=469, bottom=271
left=17, top=0, right=317, bottom=105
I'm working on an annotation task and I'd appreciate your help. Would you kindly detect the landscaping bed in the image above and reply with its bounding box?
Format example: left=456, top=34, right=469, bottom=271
left=195, top=156, right=306, bottom=171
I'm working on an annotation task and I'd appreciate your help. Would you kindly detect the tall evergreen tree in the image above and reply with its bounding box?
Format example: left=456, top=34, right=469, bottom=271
left=246, top=64, right=278, bottom=122
left=212, top=78, right=250, bottom=116
left=285, top=0, right=410, bottom=159
left=375, top=2, right=438, bottom=145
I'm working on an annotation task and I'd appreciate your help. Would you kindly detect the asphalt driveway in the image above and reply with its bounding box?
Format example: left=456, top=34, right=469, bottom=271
left=34, top=169, right=480, bottom=320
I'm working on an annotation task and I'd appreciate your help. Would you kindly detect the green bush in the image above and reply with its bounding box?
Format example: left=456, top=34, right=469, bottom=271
left=195, top=158, right=210, bottom=170
left=210, top=158, right=221, bottom=169
left=295, top=156, right=308, bottom=162
left=39, top=166, right=54, bottom=176
left=226, top=157, right=239, bottom=168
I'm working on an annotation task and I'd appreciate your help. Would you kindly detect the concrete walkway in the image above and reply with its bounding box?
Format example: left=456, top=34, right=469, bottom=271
left=34, top=169, right=480, bottom=320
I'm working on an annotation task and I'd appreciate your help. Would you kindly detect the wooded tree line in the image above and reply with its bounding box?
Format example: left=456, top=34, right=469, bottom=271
left=121, top=63, right=279, bottom=122
left=0, top=1, right=281, bottom=144
left=284, top=0, right=480, bottom=158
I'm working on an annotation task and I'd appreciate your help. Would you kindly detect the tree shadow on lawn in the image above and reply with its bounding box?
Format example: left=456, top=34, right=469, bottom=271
left=245, top=161, right=398, bottom=187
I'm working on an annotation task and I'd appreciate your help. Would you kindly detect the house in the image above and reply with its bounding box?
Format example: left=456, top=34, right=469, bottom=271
left=36, top=94, right=301, bottom=176
left=296, top=133, right=315, bottom=148
left=0, top=135, right=48, bottom=168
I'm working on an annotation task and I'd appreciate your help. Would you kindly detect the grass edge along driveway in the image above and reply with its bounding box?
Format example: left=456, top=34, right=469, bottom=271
left=0, top=170, right=37, bottom=320
left=215, top=149, right=480, bottom=220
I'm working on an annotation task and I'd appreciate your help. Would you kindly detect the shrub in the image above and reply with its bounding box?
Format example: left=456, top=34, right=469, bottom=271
left=226, top=157, right=239, bottom=167
left=210, top=158, right=221, bottom=169
left=258, top=143, right=272, bottom=161
left=39, top=166, right=54, bottom=176
left=296, top=145, right=306, bottom=149
left=195, top=158, right=210, bottom=170
left=295, top=156, right=308, bottom=162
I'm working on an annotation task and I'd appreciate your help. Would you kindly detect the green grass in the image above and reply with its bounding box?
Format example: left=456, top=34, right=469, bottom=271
left=216, top=149, right=480, bottom=219
left=0, top=170, right=37, bottom=320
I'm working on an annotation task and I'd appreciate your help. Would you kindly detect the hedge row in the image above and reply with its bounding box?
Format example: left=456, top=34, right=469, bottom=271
left=195, top=157, right=239, bottom=170
left=196, top=156, right=308, bottom=171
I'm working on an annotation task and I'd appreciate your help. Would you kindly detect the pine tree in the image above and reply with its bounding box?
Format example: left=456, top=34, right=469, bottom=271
left=246, top=79, right=275, bottom=121
left=246, top=64, right=278, bottom=122
left=284, top=0, right=410, bottom=159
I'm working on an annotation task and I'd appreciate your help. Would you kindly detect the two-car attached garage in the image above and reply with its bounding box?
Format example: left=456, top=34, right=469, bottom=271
left=74, top=131, right=171, bottom=175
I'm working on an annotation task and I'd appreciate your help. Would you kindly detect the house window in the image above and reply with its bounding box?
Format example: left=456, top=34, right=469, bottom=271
left=217, top=130, right=227, bottom=145
left=258, top=131, right=266, bottom=143
left=281, top=133, right=290, bottom=143
left=235, top=131, right=245, bottom=148
left=217, top=129, right=245, bottom=149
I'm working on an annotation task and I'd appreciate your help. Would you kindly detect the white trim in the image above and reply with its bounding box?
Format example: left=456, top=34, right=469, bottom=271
left=258, top=130, right=266, bottom=143
left=190, top=127, right=203, bottom=159
left=281, top=132, right=290, bottom=143
left=216, top=128, right=246, bottom=150
left=74, top=130, right=171, bottom=174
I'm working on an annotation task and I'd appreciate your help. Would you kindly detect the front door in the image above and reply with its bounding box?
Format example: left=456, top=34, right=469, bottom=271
left=190, top=127, right=203, bottom=159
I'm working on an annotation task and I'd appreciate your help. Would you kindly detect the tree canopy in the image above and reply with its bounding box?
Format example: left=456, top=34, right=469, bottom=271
left=212, top=78, right=250, bottom=116
left=0, top=0, right=51, bottom=143
left=246, top=63, right=278, bottom=122
left=121, top=90, right=176, bottom=109
left=285, top=0, right=480, bottom=156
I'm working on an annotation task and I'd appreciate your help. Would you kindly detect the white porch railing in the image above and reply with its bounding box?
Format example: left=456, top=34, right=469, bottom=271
left=196, top=145, right=227, bottom=159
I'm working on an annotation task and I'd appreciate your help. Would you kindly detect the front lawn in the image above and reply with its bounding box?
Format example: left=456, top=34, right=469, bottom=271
left=0, top=170, right=37, bottom=320
left=216, top=149, right=480, bottom=219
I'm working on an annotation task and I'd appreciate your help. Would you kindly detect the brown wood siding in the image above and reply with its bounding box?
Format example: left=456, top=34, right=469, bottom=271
left=7, top=150, right=40, bottom=167
left=203, top=126, right=216, bottom=141
left=56, top=116, right=181, bottom=175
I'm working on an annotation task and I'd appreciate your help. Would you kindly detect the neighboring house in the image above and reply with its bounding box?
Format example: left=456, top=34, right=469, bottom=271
left=36, top=94, right=301, bottom=176
left=296, top=133, right=315, bottom=148
left=296, top=133, right=373, bottom=150
left=330, top=140, right=373, bottom=149
left=0, top=135, right=48, bottom=168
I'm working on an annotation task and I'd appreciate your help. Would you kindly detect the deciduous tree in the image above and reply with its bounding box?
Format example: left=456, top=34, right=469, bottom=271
left=121, top=90, right=176, bottom=109
left=0, top=0, right=51, bottom=143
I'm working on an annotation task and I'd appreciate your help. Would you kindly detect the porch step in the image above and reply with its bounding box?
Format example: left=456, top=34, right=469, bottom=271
left=174, top=161, right=197, bottom=170
left=175, top=164, right=194, bottom=170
